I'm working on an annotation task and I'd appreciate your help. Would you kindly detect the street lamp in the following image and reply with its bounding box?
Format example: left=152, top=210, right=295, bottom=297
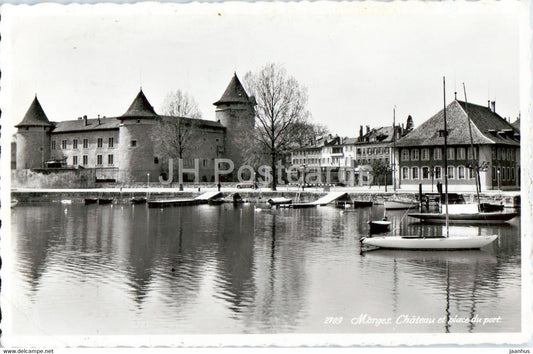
left=302, top=163, right=306, bottom=191
left=147, top=172, right=150, bottom=188
left=497, top=168, right=501, bottom=191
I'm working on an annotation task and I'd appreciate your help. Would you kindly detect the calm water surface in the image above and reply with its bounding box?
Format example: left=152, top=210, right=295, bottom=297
left=9, top=202, right=521, bottom=335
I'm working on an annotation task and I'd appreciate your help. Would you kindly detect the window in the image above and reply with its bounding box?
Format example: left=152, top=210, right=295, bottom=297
left=384, top=147, right=389, bottom=154
left=468, top=167, right=475, bottom=179
left=511, top=167, right=515, bottom=181
left=447, top=148, right=455, bottom=160
left=507, top=149, right=512, bottom=161
left=402, top=167, right=409, bottom=179
left=97, top=138, right=103, bottom=148
left=434, top=148, right=442, bottom=160
left=154, top=157, right=159, bottom=164
left=73, top=139, right=78, bottom=149
left=51, top=141, right=56, bottom=150
left=467, top=147, right=477, bottom=160
left=492, top=147, right=496, bottom=160
left=83, top=139, right=89, bottom=149
left=97, top=155, right=103, bottom=165
left=82, top=155, right=88, bottom=165
left=61, top=140, right=68, bottom=149
left=421, top=148, right=429, bottom=161
left=422, top=166, right=430, bottom=179
left=458, top=166, right=465, bottom=179
left=368, top=148, right=373, bottom=155
left=108, top=137, right=114, bottom=148
left=401, top=149, right=409, bottom=161
left=411, top=149, right=419, bottom=161
left=131, top=140, right=137, bottom=147
left=72, top=156, right=78, bottom=165
left=412, top=167, right=419, bottom=179
left=435, top=166, right=442, bottom=179
left=447, top=166, right=454, bottom=179
left=457, top=148, right=466, bottom=160
left=492, top=167, right=496, bottom=180
left=203, top=159, right=208, bottom=167
left=108, top=154, right=114, bottom=165
left=357, top=148, right=361, bottom=155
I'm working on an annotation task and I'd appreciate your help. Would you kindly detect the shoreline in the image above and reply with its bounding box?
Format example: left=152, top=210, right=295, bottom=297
left=10, top=186, right=521, bottom=207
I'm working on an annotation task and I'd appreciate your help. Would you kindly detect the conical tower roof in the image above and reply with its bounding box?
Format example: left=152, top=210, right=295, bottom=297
left=121, top=89, right=157, bottom=118
left=213, top=73, right=253, bottom=106
left=15, top=96, right=53, bottom=128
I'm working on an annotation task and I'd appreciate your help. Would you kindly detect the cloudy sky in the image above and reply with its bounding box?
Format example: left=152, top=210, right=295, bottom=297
left=1, top=1, right=525, bottom=138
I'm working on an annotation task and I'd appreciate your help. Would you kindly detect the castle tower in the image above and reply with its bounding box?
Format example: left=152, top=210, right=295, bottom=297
left=15, top=96, right=54, bottom=169
left=213, top=73, right=256, bottom=178
left=117, top=89, right=160, bottom=183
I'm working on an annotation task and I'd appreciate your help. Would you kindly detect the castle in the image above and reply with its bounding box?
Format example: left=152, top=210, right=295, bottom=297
left=14, top=73, right=256, bottom=184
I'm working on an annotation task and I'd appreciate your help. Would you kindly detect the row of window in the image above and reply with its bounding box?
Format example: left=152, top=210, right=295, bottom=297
left=358, top=147, right=389, bottom=156
left=401, top=147, right=478, bottom=162
left=491, top=147, right=517, bottom=162
left=71, top=154, right=114, bottom=166
left=401, top=165, right=516, bottom=181
left=53, top=137, right=115, bottom=150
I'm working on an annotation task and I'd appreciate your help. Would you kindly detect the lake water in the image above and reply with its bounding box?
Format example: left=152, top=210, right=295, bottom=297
left=7, top=202, right=521, bottom=336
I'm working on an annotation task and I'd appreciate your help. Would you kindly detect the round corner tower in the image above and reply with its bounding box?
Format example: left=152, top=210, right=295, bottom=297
left=213, top=73, right=256, bottom=176
left=117, top=89, right=160, bottom=183
left=15, top=96, right=53, bottom=169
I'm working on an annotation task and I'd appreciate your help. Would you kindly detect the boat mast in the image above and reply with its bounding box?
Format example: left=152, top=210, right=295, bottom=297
left=393, top=106, right=397, bottom=192
left=443, top=77, right=449, bottom=237
left=462, top=83, right=482, bottom=212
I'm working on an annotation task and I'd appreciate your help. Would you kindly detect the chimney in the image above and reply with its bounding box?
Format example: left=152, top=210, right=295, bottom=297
left=488, top=100, right=491, bottom=108
left=359, top=125, right=363, bottom=137
left=97, top=114, right=101, bottom=125
left=366, top=125, right=370, bottom=134
left=490, top=101, right=496, bottom=113
left=83, top=115, right=88, bottom=126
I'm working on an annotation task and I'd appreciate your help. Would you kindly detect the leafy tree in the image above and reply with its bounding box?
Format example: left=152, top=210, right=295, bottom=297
left=243, top=63, right=310, bottom=190
left=370, top=159, right=392, bottom=191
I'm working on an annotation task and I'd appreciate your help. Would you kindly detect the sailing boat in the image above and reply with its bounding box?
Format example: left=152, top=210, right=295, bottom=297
left=361, top=77, right=498, bottom=250
left=408, top=84, right=517, bottom=224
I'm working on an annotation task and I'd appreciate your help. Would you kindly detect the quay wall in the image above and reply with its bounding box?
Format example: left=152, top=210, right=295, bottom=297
left=11, top=189, right=521, bottom=208
left=12, top=169, right=96, bottom=189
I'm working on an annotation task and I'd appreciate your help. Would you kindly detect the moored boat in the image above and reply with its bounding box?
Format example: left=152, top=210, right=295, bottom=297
left=84, top=198, right=98, bottom=205
left=368, top=220, right=391, bottom=234
left=267, top=197, right=292, bottom=206
left=98, top=198, right=114, bottom=205
left=11, top=199, right=19, bottom=208
left=353, top=200, right=373, bottom=208
left=130, top=197, right=147, bottom=204
left=208, top=198, right=225, bottom=205
left=361, top=234, right=498, bottom=250
left=384, top=199, right=418, bottom=210
left=407, top=211, right=518, bottom=224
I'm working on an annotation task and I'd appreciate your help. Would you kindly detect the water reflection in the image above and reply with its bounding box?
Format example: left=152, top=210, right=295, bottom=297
left=10, top=202, right=521, bottom=335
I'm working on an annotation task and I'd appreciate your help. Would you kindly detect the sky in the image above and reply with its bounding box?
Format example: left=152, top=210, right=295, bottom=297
left=0, top=1, right=525, bottom=139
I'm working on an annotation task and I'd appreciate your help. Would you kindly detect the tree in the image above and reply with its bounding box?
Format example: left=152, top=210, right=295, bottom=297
left=288, top=121, right=329, bottom=149
left=370, top=159, right=392, bottom=191
left=153, top=90, right=202, bottom=189
left=244, top=63, right=310, bottom=190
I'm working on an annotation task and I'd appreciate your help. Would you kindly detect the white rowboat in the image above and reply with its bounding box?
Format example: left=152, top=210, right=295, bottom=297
left=384, top=200, right=418, bottom=210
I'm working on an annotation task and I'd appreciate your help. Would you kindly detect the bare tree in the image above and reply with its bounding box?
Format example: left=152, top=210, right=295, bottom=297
left=244, top=63, right=310, bottom=190
left=154, top=90, right=202, bottom=189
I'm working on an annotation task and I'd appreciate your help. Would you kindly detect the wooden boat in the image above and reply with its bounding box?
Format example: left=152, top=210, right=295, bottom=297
left=130, top=197, right=147, bottom=204
left=208, top=198, right=225, bottom=205
left=267, top=197, right=292, bottom=206
left=11, top=199, right=19, bottom=208
left=368, top=220, right=391, bottom=234
left=480, top=203, right=504, bottom=212
left=335, top=200, right=352, bottom=209
left=353, top=200, right=373, bottom=208
left=361, top=234, right=497, bottom=250
left=98, top=198, right=113, bottom=205
left=84, top=198, right=98, bottom=205
left=408, top=211, right=518, bottom=224
left=384, top=199, right=418, bottom=210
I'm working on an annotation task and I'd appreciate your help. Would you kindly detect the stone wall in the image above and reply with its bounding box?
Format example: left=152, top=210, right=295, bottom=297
left=12, top=168, right=96, bottom=188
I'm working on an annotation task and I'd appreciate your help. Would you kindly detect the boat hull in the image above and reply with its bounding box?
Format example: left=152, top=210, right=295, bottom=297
left=384, top=200, right=419, bottom=210
left=368, top=220, right=391, bottom=234
left=362, top=234, right=498, bottom=250
left=408, top=211, right=518, bottom=224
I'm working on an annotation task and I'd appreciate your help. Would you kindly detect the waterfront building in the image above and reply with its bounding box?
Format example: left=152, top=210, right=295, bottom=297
left=394, top=100, right=520, bottom=191
left=13, top=73, right=255, bottom=184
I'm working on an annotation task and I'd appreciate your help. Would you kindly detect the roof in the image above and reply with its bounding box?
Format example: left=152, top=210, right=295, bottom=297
left=15, top=96, right=54, bottom=128
left=396, top=100, right=519, bottom=147
left=511, top=118, right=520, bottom=131
left=213, top=73, right=253, bottom=106
left=121, top=89, right=157, bottom=118
left=158, top=116, right=225, bottom=130
left=52, top=117, right=120, bottom=133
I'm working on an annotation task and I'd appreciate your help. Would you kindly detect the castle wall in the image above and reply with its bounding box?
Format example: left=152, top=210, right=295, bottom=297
left=12, top=168, right=96, bottom=188
left=16, top=127, right=51, bottom=169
